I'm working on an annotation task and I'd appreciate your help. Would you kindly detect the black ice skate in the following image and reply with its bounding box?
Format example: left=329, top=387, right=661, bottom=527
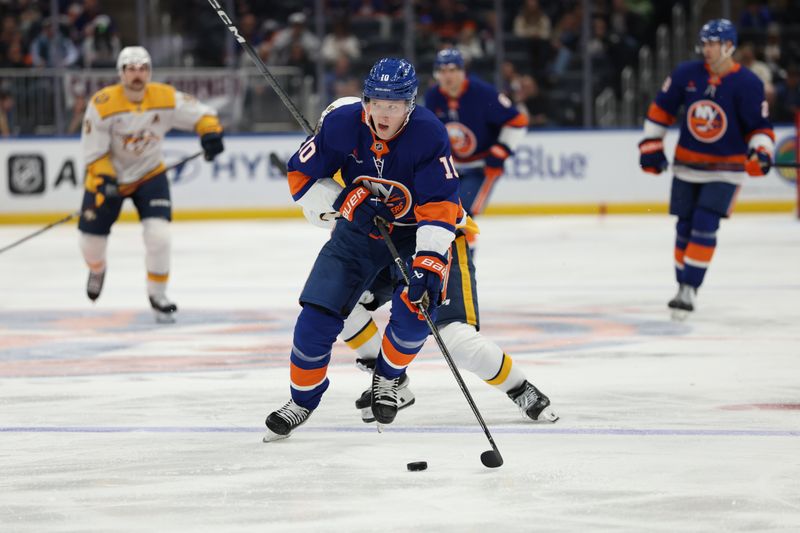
left=355, top=372, right=415, bottom=423
left=149, top=295, right=178, bottom=324
left=263, top=399, right=313, bottom=442
left=371, top=371, right=402, bottom=426
left=86, top=270, right=105, bottom=301
left=668, top=283, right=696, bottom=321
left=507, top=380, right=559, bottom=423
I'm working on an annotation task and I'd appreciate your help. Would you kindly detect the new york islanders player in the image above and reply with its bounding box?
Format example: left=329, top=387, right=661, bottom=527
left=263, top=58, right=462, bottom=441
left=79, top=46, right=224, bottom=323
left=424, top=48, right=528, bottom=222
left=638, top=19, right=774, bottom=319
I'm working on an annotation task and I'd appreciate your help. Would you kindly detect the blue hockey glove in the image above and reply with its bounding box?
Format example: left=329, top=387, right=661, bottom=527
left=200, top=132, right=224, bottom=161
left=745, top=147, right=771, bottom=177
left=484, top=143, right=509, bottom=180
left=638, top=138, right=668, bottom=174
left=332, top=184, right=395, bottom=236
left=405, top=252, right=448, bottom=311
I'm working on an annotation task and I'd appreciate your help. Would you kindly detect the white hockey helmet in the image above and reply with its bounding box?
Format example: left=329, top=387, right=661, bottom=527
left=117, top=46, right=151, bottom=73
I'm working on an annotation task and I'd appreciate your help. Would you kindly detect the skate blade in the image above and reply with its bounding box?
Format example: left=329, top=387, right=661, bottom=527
left=262, top=429, right=290, bottom=443
left=536, top=407, right=560, bottom=423
left=670, top=308, right=690, bottom=321
left=153, top=310, right=176, bottom=324
left=376, top=423, right=384, bottom=434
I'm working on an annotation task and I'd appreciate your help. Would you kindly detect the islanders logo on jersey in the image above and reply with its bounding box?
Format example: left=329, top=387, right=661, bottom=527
left=687, top=100, right=727, bottom=143
left=353, top=176, right=413, bottom=219
left=774, top=135, right=798, bottom=185
left=445, top=122, right=478, bottom=158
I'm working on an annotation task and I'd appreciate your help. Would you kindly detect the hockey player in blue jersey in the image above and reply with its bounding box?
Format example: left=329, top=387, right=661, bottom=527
left=264, top=58, right=463, bottom=441
left=638, top=19, right=774, bottom=319
left=424, top=48, right=528, bottom=226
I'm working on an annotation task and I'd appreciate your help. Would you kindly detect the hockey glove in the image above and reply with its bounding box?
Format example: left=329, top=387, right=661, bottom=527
left=406, top=252, right=448, bottom=312
left=84, top=173, right=118, bottom=208
left=745, top=147, right=771, bottom=177
left=638, top=138, right=668, bottom=174
left=484, top=143, right=510, bottom=180
left=200, top=132, right=224, bottom=161
left=332, top=184, right=394, bottom=236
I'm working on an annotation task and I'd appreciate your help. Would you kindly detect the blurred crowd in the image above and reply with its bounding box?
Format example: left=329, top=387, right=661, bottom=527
left=3, top=0, right=800, bottom=136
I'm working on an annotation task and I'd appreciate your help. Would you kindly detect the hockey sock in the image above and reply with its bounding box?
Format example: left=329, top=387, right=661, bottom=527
left=289, top=304, right=343, bottom=410
left=683, top=207, right=720, bottom=288
left=375, top=287, right=430, bottom=379
left=79, top=232, right=108, bottom=273
left=341, top=303, right=381, bottom=362
left=674, top=218, right=691, bottom=284
left=143, top=218, right=171, bottom=297
left=439, top=322, right=525, bottom=394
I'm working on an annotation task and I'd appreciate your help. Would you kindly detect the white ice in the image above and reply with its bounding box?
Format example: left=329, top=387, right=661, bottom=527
left=1, top=214, right=799, bottom=532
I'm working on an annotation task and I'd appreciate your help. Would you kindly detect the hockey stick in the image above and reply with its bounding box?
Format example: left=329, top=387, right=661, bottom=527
left=0, top=151, right=203, bottom=256
left=673, top=159, right=800, bottom=170
left=209, top=2, right=503, bottom=468
left=375, top=218, right=504, bottom=469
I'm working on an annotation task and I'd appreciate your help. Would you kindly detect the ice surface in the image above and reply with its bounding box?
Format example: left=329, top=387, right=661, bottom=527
left=1, top=215, right=799, bottom=532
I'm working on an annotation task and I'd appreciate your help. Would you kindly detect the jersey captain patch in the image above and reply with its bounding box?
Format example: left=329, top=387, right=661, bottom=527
left=687, top=99, right=727, bottom=143
left=445, top=122, right=477, bottom=158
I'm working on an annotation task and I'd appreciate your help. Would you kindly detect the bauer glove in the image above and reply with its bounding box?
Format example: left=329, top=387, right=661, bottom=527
left=84, top=173, right=118, bottom=208
left=484, top=143, right=510, bottom=180
left=638, top=138, right=668, bottom=174
left=200, top=132, right=224, bottom=161
left=405, top=251, right=448, bottom=312
left=745, top=147, right=771, bottom=177
left=332, top=184, right=395, bottom=237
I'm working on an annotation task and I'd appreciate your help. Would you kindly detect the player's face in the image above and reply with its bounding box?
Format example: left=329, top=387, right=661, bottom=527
left=701, top=41, right=722, bottom=64
left=367, top=98, right=410, bottom=139
left=437, top=64, right=466, bottom=94
left=120, top=64, right=151, bottom=91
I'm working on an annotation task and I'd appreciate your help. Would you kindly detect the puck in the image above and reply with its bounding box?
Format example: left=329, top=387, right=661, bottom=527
left=407, top=461, right=428, bottom=471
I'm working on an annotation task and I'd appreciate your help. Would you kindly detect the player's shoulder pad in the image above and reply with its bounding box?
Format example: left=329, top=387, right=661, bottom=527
left=90, top=84, right=127, bottom=118
left=467, top=74, right=496, bottom=95
left=407, top=106, right=449, bottom=145
left=671, top=60, right=705, bottom=82
left=735, top=65, right=765, bottom=89
left=318, top=100, right=362, bottom=150
left=143, top=82, right=177, bottom=109
left=423, top=84, right=439, bottom=102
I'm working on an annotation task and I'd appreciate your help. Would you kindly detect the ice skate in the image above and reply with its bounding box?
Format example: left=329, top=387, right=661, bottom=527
left=86, top=270, right=105, bottom=301
left=507, top=380, right=559, bottom=423
left=263, top=399, right=313, bottom=442
left=371, top=371, right=402, bottom=426
left=355, top=372, right=415, bottom=423
left=149, top=295, right=178, bottom=324
left=668, top=283, right=696, bottom=321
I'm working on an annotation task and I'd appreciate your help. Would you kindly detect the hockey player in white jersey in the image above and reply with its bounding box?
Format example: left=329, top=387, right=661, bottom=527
left=78, top=46, right=224, bottom=323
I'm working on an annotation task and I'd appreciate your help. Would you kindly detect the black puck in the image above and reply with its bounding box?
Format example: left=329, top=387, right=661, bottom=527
left=407, top=461, right=428, bottom=471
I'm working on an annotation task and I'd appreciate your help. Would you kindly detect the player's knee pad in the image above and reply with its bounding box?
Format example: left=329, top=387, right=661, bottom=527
left=691, top=207, right=720, bottom=233
left=439, top=322, right=504, bottom=379
left=295, top=304, right=344, bottom=356
left=142, top=217, right=171, bottom=253
left=79, top=232, right=108, bottom=267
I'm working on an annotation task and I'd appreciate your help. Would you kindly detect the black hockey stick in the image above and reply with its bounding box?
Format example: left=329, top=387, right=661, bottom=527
left=673, top=159, right=800, bottom=170
left=0, top=151, right=203, bottom=256
left=375, top=218, right=504, bottom=469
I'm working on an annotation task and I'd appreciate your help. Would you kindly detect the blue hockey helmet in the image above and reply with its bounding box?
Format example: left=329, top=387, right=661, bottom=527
left=699, top=18, right=737, bottom=48
left=434, top=48, right=464, bottom=69
left=362, top=58, right=418, bottom=108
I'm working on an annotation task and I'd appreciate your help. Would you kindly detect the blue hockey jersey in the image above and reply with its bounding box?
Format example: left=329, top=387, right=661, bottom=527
left=424, top=75, right=528, bottom=167
left=646, top=60, right=774, bottom=184
left=287, top=102, right=462, bottom=234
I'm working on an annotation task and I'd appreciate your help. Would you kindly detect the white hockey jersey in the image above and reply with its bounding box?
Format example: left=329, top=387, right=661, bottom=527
left=81, top=82, right=221, bottom=194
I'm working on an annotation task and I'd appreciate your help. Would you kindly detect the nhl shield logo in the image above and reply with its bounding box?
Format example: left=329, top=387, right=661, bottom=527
left=8, top=154, right=46, bottom=195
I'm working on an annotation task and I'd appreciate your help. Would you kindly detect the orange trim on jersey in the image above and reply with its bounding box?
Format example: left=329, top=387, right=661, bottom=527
left=414, top=201, right=459, bottom=226
left=685, top=242, right=715, bottom=263
left=381, top=336, right=417, bottom=368
left=646, top=103, right=676, bottom=126
left=674, top=247, right=685, bottom=266
left=745, top=128, right=776, bottom=143
left=504, top=113, right=529, bottom=128
left=290, top=363, right=328, bottom=388
left=147, top=272, right=169, bottom=283
left=117, top=162, right=167, bottom=196
left=674, top=145, right=747, bottom=165
left=287, top=170, right=312, bottom=197
left=704, top=61, right=741, bottom=80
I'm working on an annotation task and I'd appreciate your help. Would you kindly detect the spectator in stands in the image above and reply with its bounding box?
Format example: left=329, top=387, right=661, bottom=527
left=549, top=6, right=581, bottom=78
left=321, top=19, right=361, bottom=65
left=500, top=60, right=522, bottom=98
left=430, top=0, right=470, bottom=43
left=513, top=0, right=552, bottom=73
left=738, top=41, right=774, bottom=106
left=514, top=74, right=548, bottom=127
left=455, top=21, right=483, bottom=61
left=774, top=65, right=800, bottom=122
left=81, top=14, right=119, bottom=68
left=0, top=37, right=28, bottom=67
left=29, top=17, right=79, bottom=67
left=739, top=0, right=772, bottom=31
left=324, top=55, right=359, bottom=101
left=607, top=0, right=643, bottom=69
left=0, top=89, right=15, bottom=136
left=269, top=12, right=319, bottom=67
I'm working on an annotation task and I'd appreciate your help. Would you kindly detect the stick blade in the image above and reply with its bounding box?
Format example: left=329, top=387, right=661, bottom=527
left=480, top=450, right=503, bottom=468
